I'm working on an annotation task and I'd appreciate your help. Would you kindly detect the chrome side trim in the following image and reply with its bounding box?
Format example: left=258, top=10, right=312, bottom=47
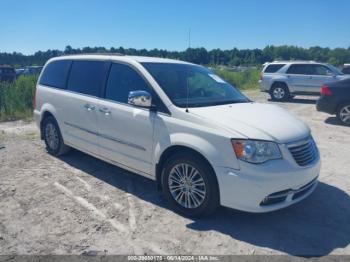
left=64, top=140, right=155, bottom=180
left=99, top=133, right=146, bottom=151
left=65, top=122, right=98, bottom=136
left=64, top=122, right=146, bottom=151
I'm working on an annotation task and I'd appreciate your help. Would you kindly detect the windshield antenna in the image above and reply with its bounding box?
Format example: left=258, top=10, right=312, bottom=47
left=185, top=28, right=191, bottom=113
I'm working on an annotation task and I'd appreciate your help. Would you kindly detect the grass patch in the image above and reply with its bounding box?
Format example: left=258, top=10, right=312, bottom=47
left=0, top=75, right=37, bottom=122
left=215, top=68, right=260, bottom=90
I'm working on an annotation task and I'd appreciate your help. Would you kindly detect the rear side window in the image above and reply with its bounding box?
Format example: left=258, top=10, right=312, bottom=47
left=105, top=63, right=152, bottom=104
left=264, top=64, right=285, bottom=73
left=67, top=60, right=109, bottom=97
left=286, top=64, right=313, bottom=75
left=39, top=60, right=71, bottom=89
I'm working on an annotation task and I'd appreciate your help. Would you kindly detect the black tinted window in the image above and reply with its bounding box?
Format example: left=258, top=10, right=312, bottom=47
left=105, top=63, right=152, bottom=103
left=264, top=64, right=285, bottom=73
left=286, top=64, right=313, bottom=75
left=67, top=60, right=109, bottom=96
left=39, top=60, right=71, bottom=89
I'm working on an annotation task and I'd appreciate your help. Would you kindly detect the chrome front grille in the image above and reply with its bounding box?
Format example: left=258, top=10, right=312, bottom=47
left=288, top=137, right=318, bottom=166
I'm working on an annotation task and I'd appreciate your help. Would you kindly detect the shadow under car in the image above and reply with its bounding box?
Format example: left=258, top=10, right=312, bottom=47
left=59, top=149, right=350, bottom=257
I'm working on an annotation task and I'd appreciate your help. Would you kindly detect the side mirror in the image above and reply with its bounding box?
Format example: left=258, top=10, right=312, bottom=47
left=128, top=90, right=152, bottom=108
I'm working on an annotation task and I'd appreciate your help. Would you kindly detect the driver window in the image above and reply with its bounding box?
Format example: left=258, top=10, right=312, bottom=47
left=105, top=63, right=152, bottom=104
left=311, top=65, right=330, bottom=76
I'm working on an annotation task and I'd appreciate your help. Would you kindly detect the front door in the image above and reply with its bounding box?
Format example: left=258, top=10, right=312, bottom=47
left=96, top=63, right=155, bottom=175
left=309, top=64, right=335, bottom=93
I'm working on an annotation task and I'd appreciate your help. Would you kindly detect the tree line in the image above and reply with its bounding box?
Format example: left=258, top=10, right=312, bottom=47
left=1, top=45, right=350, bottom=67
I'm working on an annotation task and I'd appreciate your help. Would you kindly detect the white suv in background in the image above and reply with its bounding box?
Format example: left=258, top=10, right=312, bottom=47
left=34, top=54, right=320, bottom=216
left=259, top=61, right=346, bottom=101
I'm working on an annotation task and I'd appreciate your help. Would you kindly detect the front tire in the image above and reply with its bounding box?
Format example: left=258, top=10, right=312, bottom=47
left=337, top=103, right=350, bottom=126
left=42, top=116, right=70, bottom=156
left=270, top=83, right=290, bottom=101
left=161, top=152, right=219, bottom=217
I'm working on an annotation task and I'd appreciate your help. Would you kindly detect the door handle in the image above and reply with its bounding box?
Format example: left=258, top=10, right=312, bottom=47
left=99, top=107, right=111, bottom=115
left=84, top=103, right=95, bottom=111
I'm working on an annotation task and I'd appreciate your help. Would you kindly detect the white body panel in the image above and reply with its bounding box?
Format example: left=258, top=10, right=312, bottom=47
left=35, top=55, right=321, bottom=213
left=96, top=99, right=155, bottom=175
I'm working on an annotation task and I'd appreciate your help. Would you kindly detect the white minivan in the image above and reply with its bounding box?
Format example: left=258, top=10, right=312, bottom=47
left=34, top=54, right=320, bottom=216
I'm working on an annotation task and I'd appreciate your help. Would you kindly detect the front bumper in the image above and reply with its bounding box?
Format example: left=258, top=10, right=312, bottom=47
left=214, top=145, right=321, bottom=213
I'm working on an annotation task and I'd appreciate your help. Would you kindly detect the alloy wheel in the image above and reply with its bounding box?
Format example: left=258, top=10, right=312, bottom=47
left=340, top=105, right=350, bottom=124
left=273, top=87, right=285, bottom=100
left=168, top=163, right=206, bottom=209
left=45, top=122, right=59, bottom=151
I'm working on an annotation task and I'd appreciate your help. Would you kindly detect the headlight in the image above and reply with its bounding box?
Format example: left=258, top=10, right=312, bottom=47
left=231, top=139, right=282, bottom=164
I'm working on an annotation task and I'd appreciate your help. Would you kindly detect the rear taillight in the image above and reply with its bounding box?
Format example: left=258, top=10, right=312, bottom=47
left=32, top=88, right=37, bottom=109
left=320, top=85, right=332, bottom=96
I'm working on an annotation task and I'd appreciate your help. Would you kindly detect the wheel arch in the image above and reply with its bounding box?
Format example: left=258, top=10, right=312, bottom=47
left=337, top=100, right=350, bottom=119
left=39, top=108, right=58, bottom=140
left=155, top=145, right=219, bottom=194
left=270, top=81, right=290, bottom=92
left=337, top=100, right=350, bottom=111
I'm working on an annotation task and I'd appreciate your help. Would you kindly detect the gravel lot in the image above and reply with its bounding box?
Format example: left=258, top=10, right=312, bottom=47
left=0, top=91, right=349, bottom=256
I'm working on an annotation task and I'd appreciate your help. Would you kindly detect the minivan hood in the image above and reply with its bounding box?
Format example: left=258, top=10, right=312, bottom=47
left=190, top=102, right=310, bottom=143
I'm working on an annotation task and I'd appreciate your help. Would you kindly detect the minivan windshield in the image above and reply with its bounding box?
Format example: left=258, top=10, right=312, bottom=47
left=142, top=63, right=249, bottom=108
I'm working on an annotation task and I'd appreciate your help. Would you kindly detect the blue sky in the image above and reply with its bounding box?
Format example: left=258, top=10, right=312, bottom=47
left=1, top=0, right=350, bottom=54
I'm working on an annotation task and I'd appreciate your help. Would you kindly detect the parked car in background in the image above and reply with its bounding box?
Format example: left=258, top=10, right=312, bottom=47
left=0, top=66, right=16, bottom=82
left=259, top=61, right=346, bottom=101
left=23, top=66, right=43, bottom=76
left=317, top=78, right=350, bottom=126
left=33, top=54, right=320, bottom=216
left=15, top=68, right=25, bottom=77
left=343, top=64, right=350, bottom=75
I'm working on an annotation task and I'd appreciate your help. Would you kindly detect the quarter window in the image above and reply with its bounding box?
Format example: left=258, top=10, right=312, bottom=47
left=105, top=63, right=152, bottom=104
left=67, top=60, right=109, bottom=97
left=264, top=64, right=285, bottom=73
left=39, top=60, right=71, bottom=89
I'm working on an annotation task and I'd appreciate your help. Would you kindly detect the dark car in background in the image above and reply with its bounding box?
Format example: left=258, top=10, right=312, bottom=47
left=0, top=66, right=16, bottom=82
left=317, top=77, right=350, bottom=126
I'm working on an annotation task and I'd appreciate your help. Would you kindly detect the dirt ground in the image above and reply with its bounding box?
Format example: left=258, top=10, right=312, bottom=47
left=0, top=91, right=349, bottom=256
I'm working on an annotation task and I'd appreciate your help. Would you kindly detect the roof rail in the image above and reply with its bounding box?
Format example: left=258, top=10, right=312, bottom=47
left=60, top=53, right=125, bottom=57
left=272, top=60, right=317, bottom=63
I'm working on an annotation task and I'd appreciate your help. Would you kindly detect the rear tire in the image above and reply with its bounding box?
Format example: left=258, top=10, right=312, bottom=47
left=42, top=116, right=70, bottom=156
left=161, top=152, right=219, bottom=217
left=337, top=102, right=350, bottom=126
left=270, top=83, right=290, bottom=101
